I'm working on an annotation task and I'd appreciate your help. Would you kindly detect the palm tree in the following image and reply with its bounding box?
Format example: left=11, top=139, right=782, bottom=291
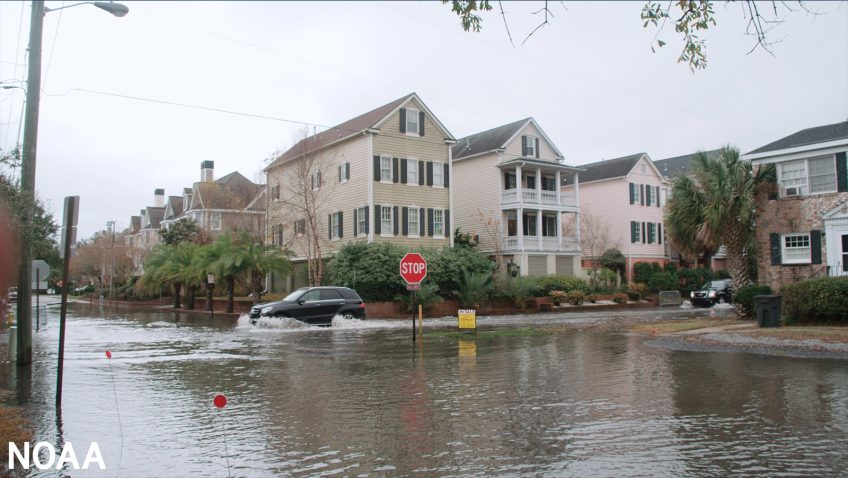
left=203, top=234, right=241, bottom=313
left=664, top=146, right=772, bottom=286
left=139, top=244, right=186, bottom=309
left=235, top=230, right=291, bottom=303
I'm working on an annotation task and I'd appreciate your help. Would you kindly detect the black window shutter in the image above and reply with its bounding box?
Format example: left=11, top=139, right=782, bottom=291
left=399, top=108, right=406, bottom=133
left=811, top=230, right=822, bottom=264
left=418, top=207, right=424, bottom=237
left=656, top=186, right=661, bottom=207
left=338, top=165, right=342, bottom=183
left=419, top=160, right=425, bottom=185
left=392, top=157, right=399, bottom=183
left=373, top=156, right=381, bottom=181
left=629, top=183, right=635, bottom=204
left=374, top=205, right=381, bottom=235
left=364, top=206, right=369, bottom=234
left=641, top=222, right=646, bottom=243
left=645, top=186, right=651, bottom=205
left=401, top=159, right=408, bottom=184
left=419, top=111, right=425, bottom=136
left=837, top=152, right=848, bottom=192
left=770, top=233, right=781, bottom=265
left=640, top=184, right=645, bottom=205
left=328, top=214, right=332, bottom=239
left=346, top=162, right=350, bottom=180
left=535, top=137, right=540, bottom=158
left=402, top=207, right=409, bottom=235
left=445, top=210, right=450, bottom=236
left=353, top=208, right=358, bottom=237
left=521, top=136, right=528, bottom=156
left=393, top=206, right=399, bottom=236
left=631, top=221, right=637, bottom=243
left=311, top=174, right=314, bottom=190
left=427, top=161, right=434, bottom=186
left=317, top=172, right=321, bottom=188
left=428, top=208, right=434, bottom=236
left=338, top=211, right=343, bottom=238
left=658, top=223, right=662, bottom=244
left=443, top=163, right=450, bottom=187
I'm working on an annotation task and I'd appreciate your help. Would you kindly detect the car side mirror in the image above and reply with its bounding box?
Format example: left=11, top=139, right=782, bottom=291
left=298, top=299, right=305, bottom=305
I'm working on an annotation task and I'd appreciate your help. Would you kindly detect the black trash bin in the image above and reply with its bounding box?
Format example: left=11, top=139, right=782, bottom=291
left=754, top=295, right=782, bottom=327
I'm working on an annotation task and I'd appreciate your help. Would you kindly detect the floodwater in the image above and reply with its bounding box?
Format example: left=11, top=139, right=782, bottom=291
left=3, top=303, right=847, bottom=477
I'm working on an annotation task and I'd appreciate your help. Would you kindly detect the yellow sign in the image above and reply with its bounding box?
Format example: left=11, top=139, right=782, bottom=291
left=458, top=339, right=477, bottom=357
left=458, top=309, right=476, bottom=330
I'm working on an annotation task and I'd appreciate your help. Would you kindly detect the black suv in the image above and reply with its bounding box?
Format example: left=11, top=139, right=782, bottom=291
left=249, top=286, right=366, bottom=326
left=690, top=279, right=733, bottom=307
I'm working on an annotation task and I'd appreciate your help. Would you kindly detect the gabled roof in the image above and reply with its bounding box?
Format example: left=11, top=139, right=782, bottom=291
left=129, top=215, right=140, bottom=234
left=747, top=121, right=848, bottom=155
left=190, top=172, right=264, bottom=211
left=577, top=153, right=647, bottom=183
left=163, top=195, right=183, bottom=220
left=143, top=207, right=165, bottom=229
left=452, top=117, right=565, bottom=161
left=265, top=93, right=453, bottom=171
left=654, top=149, right=722, bottom=179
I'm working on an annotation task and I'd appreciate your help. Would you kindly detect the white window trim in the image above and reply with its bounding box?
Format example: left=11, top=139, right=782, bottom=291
left=331, top=211, right=341, bottom=241
left=781, top=233, right=811, bottom=264
left=407, top=158, right=419, bottom=187
left=524, top=135, right=537, bottom=157
left=357, top=206, right=367, bottom=238
left=432, top=160, right=444, bottom=188
left=339, top=163, right=348, bottom=184
left=778, top=155, right=838, bottom=198
left=407, top=206, right=420, bottom=238
left=380, top=155, right=393, bottom=184
left=381, top=204, right=394, bottom=237
left=433, top=208, right=446, bottom=239
left=633, top=184, right=641, bottom=204
left=210, top=212, right=222, bottom=231
left=295, top=219, right=306, bottom=237
left=405, top=108, right=420, bottom=137
left=311, top=171, right=321, bottom=191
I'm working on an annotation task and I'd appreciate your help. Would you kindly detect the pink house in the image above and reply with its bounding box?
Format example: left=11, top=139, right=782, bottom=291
left=564, top=153, right=669, bottom=280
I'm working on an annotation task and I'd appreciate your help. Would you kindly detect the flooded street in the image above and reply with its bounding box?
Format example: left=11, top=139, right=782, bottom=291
left=3, top=303, right=848, bottom=477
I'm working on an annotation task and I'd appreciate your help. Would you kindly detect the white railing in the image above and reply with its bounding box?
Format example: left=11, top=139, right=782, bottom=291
left=541, top=237, right=560, bottom=250
left=560, top=191, right=577, bottom=207
left=541, top=191, right=558, bottom=205
left=502, top=190, right=518, bottom=203
left=501, top=189, right=578, bottom=208
left=503, top=237, right=519, bottom=250
left=502, top=236, right=580, bottom=252
left=522, top=190, right=537, bottom=202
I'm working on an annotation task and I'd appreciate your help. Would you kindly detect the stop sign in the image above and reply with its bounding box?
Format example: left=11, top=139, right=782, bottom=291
left=399, top=253, right=427, bottom=285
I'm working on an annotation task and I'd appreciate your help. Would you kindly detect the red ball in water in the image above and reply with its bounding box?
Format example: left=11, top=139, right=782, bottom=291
left=213, top=394, right=227, bottom=409
left=105, top=350, right=112, bottom=359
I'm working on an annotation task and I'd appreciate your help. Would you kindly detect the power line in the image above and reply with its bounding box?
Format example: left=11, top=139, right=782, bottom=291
left=43, top=1, right=66, bottom=93
left=1, top=1, right=27, bottom=148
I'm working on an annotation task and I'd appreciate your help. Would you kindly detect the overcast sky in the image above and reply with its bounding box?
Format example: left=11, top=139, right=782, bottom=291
left=1, top=1, right=846, bottom=240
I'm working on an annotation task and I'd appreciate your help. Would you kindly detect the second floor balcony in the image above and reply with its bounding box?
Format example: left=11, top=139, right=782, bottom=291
left=498, top=157, right=581, bottom=210
left=501, top=188, right=577, bottom=208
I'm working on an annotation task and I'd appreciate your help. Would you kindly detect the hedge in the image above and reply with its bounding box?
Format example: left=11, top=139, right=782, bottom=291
left=781, top=276, right=848, bottom=323
left=733, top=284, right=772, bottom=318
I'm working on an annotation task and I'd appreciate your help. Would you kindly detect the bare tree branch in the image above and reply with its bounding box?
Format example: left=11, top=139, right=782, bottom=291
left=497, top=1, right=515, bottom=47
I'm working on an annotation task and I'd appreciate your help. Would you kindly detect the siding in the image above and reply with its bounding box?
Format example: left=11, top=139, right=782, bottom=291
left=503, top=122, right=558, bottom=161
left=451, top=151, right=504, bottom=253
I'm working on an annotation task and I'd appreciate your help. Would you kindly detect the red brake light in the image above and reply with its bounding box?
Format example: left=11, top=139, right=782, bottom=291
left=359, top=302, right=366, bottom=309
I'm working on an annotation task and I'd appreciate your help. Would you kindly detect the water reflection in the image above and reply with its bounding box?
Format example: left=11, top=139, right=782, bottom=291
left=2, top=307, right=846, bottom=477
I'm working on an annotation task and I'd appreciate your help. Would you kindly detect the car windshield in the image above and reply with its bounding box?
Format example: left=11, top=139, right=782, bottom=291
left=702, top=281, right=727, bottom=289
left=282, top=289, right=308, bottom=302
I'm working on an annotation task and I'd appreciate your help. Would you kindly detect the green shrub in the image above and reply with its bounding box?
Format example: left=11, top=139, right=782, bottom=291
left=733, top=284, right=772, bottom=317
left=395, top=282, right=444, bottom=314
left=600, top=249, right=626, bottom=276
left=454, top=272, right=493, bottom=309
left=534, top=275, right=587, bottom=295
left=781, top=277, right=848, bottom=323
left=611, top=293, right=628, bottom=304
left=549, top=290, right=568, bottom=306
left=648, top=271, right=679, bottom=293
left=589, top=268, right=618, bottom=294
left=678, top=268, right=715, bottom=296
left=715, top=269, right=731, bottom=279
left=500, top=276, right=537, bottom=309
left=626, top=282, right=649, bottom=301
left=633, top=262, right=661, bottom=285
left=424, top=246, right=494, bottom=300
left=565, top=290, right=585, bottom=306
left=330, top=242, right=405, bottom=301
left=586, top=293, right=598, bottom=303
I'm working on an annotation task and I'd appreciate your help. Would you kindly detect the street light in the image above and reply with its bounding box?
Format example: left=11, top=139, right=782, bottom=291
left=15, top=0, right=128, bottom=366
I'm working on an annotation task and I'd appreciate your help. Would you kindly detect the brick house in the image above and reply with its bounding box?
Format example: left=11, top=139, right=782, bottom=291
left=264, top=93, right=455, bottom=291
left=743, top=121, right=848, bottom=290
left=451, top=118, right=582, bottom=277
left=564, top=153, right=669, bottom=280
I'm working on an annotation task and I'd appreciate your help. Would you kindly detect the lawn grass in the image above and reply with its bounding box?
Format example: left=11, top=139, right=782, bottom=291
left=631, top=318, right=747, bottom=334
left=0, top=405, right=31, bottom=467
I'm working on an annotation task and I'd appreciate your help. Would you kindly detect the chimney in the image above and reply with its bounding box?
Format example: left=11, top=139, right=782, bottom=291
left=154, top=188, right=165, bottom=208
left=201, top=160, right=214, bottom=183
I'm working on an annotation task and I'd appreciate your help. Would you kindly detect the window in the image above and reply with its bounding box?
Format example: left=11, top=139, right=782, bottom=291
left=647, top=223, right=656, bottom=244
left=504, top=172, right=517, bottom=190
left=526, top=175, right=535, bottom=189
left=507, top=211, right=517, bottom=236
left=432, top=161, right=444, bottom=187
left=210, top=212, right=221, bottom=231
left=407, top=159, right=418, bottom=185
left=408, top=207, right=419, bottom=237
left=541, top=176, right=557, bottom=191
left=523, top=135, right=536, bottom=157
left=338, top=162, right=350, bottom=183
left=380, top=156, right=392, bottom=182
left=272, top=184, right=280, bottom=200
left=782, top=233, right=811, bottom=264
left=779, top=155, right=837, bottom=196
left=523, top=213, right=537, bottom=236
left=357, top=206, right=367, bottom=237
left=311, top=171, right=321, bottom=190
left=331, top=212, right=341, bottom=240
left=640, top=164, right=647, bottom=173
left=272, top=224, right=283, bottom=246
left=542, top=215, right=557, bottom=237
left=295, top=219, right=306, bottom=236
left=433, top=209, right=444, bottom=237
left=406, top=108, right=419, bottom=135
left=381, top=206, right=393, bottom=236
left=632, top=184, right=641, bottom=204
left=631, top=221, right=641, bottom=243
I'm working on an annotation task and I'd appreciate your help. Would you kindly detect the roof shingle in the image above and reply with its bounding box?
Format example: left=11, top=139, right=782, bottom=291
left=452, top=118, right=530, bottom=160
left=748, top=121, right=848, bottom=155
left=577, top=153, right=646, bottom=183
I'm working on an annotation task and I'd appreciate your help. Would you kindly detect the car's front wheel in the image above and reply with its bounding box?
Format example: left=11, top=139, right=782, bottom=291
left=718, top=297, right=726, bottom=305
left=341, top=311, right=359, bottom=321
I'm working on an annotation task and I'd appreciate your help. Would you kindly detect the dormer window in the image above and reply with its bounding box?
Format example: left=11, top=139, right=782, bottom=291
left=522, top=135, right=538, bottom=158
left=406, top=108, right=419, bottom=136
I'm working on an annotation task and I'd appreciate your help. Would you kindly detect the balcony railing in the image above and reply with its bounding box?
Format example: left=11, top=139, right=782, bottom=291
left=502, top=236, right=580, bottom=252
left=501, top=189, right=577, bottom=208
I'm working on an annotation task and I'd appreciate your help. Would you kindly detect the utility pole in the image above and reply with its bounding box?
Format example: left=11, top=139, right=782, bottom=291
left=16, top=0, right=44, bottom=366
left=107, top=220, right=116, bottom=298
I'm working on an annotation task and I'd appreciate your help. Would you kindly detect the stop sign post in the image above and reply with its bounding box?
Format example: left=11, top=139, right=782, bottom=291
left=400, top=253, right=427, bottom=341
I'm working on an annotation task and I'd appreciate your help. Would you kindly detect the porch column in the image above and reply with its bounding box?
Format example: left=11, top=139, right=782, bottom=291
left=536, top=167, right=542, bottom=204
left=555, top=170, right=562, bottom=205
left=537, top=208, right=543, bottom=250
left=556, top=210, right=562, bottom=249
left=575, top=212, right=581, bottom=252
left=517, top=208, right=524, bottom=251
left=574, top=172, right=580, bottom=207
left=515, top=165, right=522, bottom=201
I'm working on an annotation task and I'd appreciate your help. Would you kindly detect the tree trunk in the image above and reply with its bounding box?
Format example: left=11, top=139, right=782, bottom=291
left=226, top=276, right=235, bottom=313
left=206, top=281, right=214, bottom=312
left=185, top=284, right=197, bottom=310
left=173, top=282, right=182, bottom=309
